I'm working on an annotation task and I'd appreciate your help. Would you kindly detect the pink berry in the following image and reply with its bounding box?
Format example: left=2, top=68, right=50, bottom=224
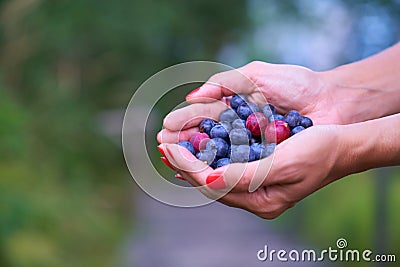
left=264, top=120, right=290, bottom=144
left=189, top=132, right=210, bottom=152
left=246, top=112, right=268, bottom=136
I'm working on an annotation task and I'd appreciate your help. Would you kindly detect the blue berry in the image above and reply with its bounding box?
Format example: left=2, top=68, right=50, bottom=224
left=219, top=108, right=238, bottom=122
left=229, top=128, right=249, bottom=145
left=261, top=144, right=276, bottom=158
left=232, top=119, right=246, bottom=129
left=250, top=143, right=265, bottom=161
left=246, top=128, right=252, bottom=140
left=291, top=125, right=305, bottom=135
left=262, top=104, right=276, bottom=117
left=230, top=94, right=247, bottom=110
left=230, top=145, right=250, bottom=163
left=196, top=150, right=216, bottom=166
left=299, top=116, right=313, bottom=128
left=218, top=121, right=232, bottom=133
left=178, top=141, right=195, bottom=155
left=206, top=138, right=229, bottom=158
left=210, top=124, right=229, bottom=140
left=285, top=111, right=301, bottom=128
left=272, top=114, right=285, bottom=121
left=236, top=103, right=253, bottom=120
left=199, top=119, right=216, bottom=136
left=248, top=102, right=261, bottom=113
left=216, top=158, right=230, bottom=168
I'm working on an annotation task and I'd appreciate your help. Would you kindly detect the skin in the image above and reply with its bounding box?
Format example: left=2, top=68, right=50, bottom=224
left=157, top=43, right=400, bottom=219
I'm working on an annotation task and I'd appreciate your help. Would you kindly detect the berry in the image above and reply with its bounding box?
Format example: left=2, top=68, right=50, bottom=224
left=284, top=110, right=301, bottom=128
left=265, top=120, right=290, bottom=144
left=247, top=102, right=261, bottom=113
left=189, top=132, right=210, bottom=152
left=246, top=112, right=268, bottom=136
left=261, top=144, right=276, bottom=158
left=206, top=138, right=229, bottom=158
left=199, top=119, right=216, bottom=136
left=291, top=125, right=305, bottom=135
left=218, top=121, right=232, bottom=133
left=178, top=141, right=195, bottom=155
left=232, top=119, right=246, bottom=129
left=262, top=104, right=276, bottom=117
left=230, top=94, right=247, bottom=110
left=219, top=108, right=238, bottom=122
left=230, top=145, right=250, bottom=163
left=229, top=128, right=250, bottom=145
left=250, top=143, right=265, bottom=161
left=236, top=103, right=253, bottom=120
left=299, top=116, right=313, bottom=128
left=210, top=124, right=229, bottom=141
left=272, top=114, right=285, bottom=121
left=216, top=158, right=230, bottom=168
left=196, top=150, right=216, bottom=166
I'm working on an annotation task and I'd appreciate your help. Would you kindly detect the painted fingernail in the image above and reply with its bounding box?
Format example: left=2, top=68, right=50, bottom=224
left=206, top=172, right=226, bottom=189
left=175, top=174, right=185, bottom=180
left=186, top=87, right=201, bottom=99
left=157, top=145, right=166, bottom=157
left=161, top=157, right=175, bottom=170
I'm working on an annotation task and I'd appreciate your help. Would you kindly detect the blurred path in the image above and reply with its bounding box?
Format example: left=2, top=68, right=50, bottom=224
left=124, top=189, right=330, bottom=267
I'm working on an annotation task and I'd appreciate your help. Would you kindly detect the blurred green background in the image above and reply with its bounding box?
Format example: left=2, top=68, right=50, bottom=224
left=0, top=0, right=399, bottom=266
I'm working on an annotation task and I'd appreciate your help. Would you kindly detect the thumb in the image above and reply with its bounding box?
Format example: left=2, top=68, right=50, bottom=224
left=186, top=67, right=257, bottom=103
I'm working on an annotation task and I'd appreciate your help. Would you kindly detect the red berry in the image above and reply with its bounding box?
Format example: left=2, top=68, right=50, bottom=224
left=246, top=112, right=268, bottom=136
left=264, top=120, right=290, bottom=144
left=189, top=132, right=210, bottom=152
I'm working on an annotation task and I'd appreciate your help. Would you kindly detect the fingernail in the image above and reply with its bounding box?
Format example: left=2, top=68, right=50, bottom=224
left=157, top=145, right=166, bottom=157
left=161, top=157, right=175, bottom=170
left=206, top=172, right=226, bottom=189
left=175, top=174, right=185, bottom=180
left=186, top=87, right=201, bottom=99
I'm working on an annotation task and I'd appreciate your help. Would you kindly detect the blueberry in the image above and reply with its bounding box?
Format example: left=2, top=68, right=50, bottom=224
left=272, top=114, right=285, bottom=121
left=229, top=128, right=249, bottom=145
left=250, top=136, right=261, bottom=144
left=206, top=138, right=229, bottom=158
left=299, top=116, right=313, bottom=128
left=178, top=141, right=195, bottom=155
left=236, top=103, right=253, bottom=120
left=219, top=108, right=238, bottom=122
left=247, top=102, right=261, bottom=113
left=232, top=119, right=246, bottom=129
left=230, top=94, right=247, bottom=110
left=230, top=145, right=250, bottom=163
left=250, top=143, right=265, bottom=161
left=262, top=104, right=276, bottom=117
left=210, top=124, right=229, bottom=140
left=291, top=125, right=305, bottom=135
left=261, top=144, right=276, bottom=158
left=199, top=119, right=216, bottom=136
left=285, top=112, right=301, bottom=128
left=218, top=121, right=232, bottom=133
left=196, top=150, right=216, bottom=166
left=216, top=158, right=230, bottom=168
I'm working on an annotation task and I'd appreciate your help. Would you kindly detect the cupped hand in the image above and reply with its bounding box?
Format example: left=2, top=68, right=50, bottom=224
left=159, top=124, right=348, bottom=219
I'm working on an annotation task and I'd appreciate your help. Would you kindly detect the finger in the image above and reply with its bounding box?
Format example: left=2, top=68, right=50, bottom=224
left=163, top=101, right=228, bottom=131
left=157, top=127, right=198, bottom=144
left=186, top=67, right=257, bottom=103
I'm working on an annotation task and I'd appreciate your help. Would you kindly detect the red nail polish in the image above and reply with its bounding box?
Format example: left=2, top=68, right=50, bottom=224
left=161, top=157, right=175, bottom=170
left=206, top=172, right=226, bottom=189
left=175, top=174, right=185, bottom=180
left=157, top=145, right=166, bottom=157
left=186, top=87, right=200, bottom=99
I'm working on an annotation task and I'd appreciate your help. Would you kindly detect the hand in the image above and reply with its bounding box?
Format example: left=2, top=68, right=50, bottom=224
left=158, top=61, right=349, bottom=143
left=159, top=124, right=348, bottom=219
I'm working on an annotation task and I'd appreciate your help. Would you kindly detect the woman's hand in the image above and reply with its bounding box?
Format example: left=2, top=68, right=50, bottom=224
left=159, top=124, right=349, bottom=219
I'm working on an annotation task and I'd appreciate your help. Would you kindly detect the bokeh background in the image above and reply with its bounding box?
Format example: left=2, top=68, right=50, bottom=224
left=1, top=0, right=399, bottom=266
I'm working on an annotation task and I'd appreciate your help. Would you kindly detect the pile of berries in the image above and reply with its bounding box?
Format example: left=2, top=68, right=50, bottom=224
left=177, top=94, right=313, bottom=169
